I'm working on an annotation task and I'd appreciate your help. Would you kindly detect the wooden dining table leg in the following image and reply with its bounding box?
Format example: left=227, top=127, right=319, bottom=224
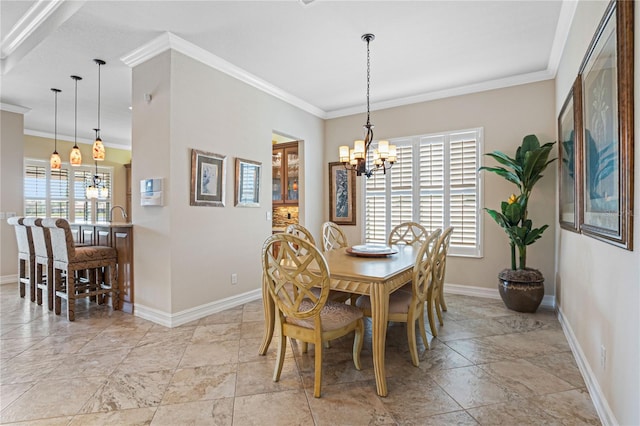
left=370, top=283, right=390, bottom=397
left=259, top=275, right=275, bottom=356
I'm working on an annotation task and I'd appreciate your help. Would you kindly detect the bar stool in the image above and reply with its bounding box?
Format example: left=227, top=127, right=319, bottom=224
left=42, top=218, right=118, bottom=321
left=24, top=218, right=54, bottom=310
left=7, top=217, right=35, bottom=301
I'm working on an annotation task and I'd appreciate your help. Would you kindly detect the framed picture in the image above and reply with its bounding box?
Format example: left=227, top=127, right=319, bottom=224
left=558, top=76, right=583, bottom=232
left=578, top=0, right=634, bottom=250
left=190, top=149, right=226, bottom=207
left=235, top=158, right=262, bottom=207
left=329, top=162, right=356, bottom=225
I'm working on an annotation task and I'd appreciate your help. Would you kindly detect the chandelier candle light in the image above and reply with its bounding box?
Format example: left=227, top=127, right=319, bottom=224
left=339, top=33, right=396, bottom=178
left=92, top=59, right=106, bottom=161
left=49, top=88, right=62, bottom=170
left=69, top=75, right=82, bottom=166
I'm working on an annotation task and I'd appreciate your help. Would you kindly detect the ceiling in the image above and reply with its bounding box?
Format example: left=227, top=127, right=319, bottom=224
left=1, top=1, right=574, bottom=150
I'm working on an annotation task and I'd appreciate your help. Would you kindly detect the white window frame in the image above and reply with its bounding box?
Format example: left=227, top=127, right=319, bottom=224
left=362, top=127, right=484, bottom=258
left=24, top=158, right=114, bottom=223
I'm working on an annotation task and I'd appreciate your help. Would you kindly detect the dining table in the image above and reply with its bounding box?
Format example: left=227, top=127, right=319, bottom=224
left=259, top=243, right=418, bottom=397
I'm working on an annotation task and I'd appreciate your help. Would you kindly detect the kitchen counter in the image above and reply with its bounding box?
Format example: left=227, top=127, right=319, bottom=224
left=71, top=221, right=133, bottom=228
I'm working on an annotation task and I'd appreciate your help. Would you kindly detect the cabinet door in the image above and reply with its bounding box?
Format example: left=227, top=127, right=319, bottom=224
left=284, top=146, right=299, bottom=203
left=112, top=227, right=134, bottom=314
left=82, top=226, right=95, bottom=246
left=272, top=149, right=283, bottom=202
left=96, top=227, right=111, bottom=246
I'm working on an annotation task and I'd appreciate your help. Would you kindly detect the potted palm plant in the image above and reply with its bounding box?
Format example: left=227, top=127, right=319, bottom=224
left=479, top=134, right=556, bottom=312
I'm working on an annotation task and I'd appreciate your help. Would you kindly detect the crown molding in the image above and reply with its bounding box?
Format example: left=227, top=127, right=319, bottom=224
left=1, top=0, right=64, bottom=59
left=326, top=69, right=555, bottom=119
left=121, top=32, right=326, bottom=119
left=546, top=0, right=579, bottom=78
left=0, top=103, right=31, bottom=114
left=24, top=129, right=130, bottom=151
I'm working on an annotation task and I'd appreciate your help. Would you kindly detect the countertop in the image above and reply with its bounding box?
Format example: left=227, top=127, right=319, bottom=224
left=71, top=221, right=133, bottom=228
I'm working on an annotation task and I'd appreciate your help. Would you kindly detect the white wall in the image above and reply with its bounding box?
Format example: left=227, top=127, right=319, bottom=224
left=554, top=2, right=640, bottom=425
left=0, top=110, right=25, bottom=282
left=131, top=50, right=324, bottom=316
left=325, top=80, right=557, bottom=294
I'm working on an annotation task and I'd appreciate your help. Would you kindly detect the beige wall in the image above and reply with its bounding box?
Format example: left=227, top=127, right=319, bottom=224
left=23, top=134, right=131, bottom=212
left=555, top=2, right=640, bottom=424
left=131, top=50, right=325, bottom=315
left=325, top=81, right=557, bottom=294
left=0, top=110, right=25, bottom=281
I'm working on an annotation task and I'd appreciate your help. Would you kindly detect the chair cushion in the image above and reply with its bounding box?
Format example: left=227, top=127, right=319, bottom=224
left=286, top=300, right=363, bottom=331
left=355, top=290, right=413, bottom=315
left=71, top=245, right=117, bottom=263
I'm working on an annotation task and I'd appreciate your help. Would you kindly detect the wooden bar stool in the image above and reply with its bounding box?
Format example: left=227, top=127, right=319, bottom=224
left=7, top=217, right=35, bottom=301
left=42, top=218, right=118, bottom=321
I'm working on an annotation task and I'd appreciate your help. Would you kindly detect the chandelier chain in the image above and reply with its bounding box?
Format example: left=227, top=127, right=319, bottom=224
left=366, top=36, right=371, bottom=125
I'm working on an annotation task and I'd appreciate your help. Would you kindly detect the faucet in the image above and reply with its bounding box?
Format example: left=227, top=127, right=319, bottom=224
left=109, top=205, right=128, bottom=222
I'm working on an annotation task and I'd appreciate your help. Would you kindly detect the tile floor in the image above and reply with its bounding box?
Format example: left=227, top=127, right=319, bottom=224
left=0, top=284, right=601, bottom=425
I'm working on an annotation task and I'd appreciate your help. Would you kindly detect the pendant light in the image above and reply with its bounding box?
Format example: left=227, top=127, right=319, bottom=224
left=70, top=75, right=82, bottom=166
left=92, top=59, right=106, bottom=161
left=338, top=34, right=396, bottom=178
left=49, top=88, right=62, bottom=170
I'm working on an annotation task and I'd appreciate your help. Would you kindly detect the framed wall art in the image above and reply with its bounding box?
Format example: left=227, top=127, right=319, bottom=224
left=235, top=158, right=261, bottom=207
left=329, top=162, right=356, bottom=225
left=558, top=76, right=583, bottom=232
left=190, top=149, right=226, bottom=207
left=578, top=0, right=634, bottom=250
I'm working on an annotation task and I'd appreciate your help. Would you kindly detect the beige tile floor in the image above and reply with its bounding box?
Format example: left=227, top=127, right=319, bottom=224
left=0, top=284, right=601, bottom=425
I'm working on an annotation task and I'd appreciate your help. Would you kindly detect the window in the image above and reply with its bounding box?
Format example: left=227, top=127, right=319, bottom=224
left=24, top=159, right=112, bottom=222
left=364, top=128, right=483, bottom=257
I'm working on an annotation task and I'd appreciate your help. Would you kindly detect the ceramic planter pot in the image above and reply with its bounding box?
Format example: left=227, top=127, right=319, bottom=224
left=497, top=268, right=544, bottom=313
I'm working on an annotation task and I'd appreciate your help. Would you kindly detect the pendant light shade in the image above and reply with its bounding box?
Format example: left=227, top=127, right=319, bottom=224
left=92, top=59, right=106, bottom=161
left=70, top=75, right=82, bottom=166
left=50, top=88, right=62, bottom=170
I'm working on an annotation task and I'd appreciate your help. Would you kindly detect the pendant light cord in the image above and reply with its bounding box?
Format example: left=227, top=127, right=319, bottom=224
left=74, top=77, right=78, bottom=146
left=54, top=90, right=58, bottom=151
left=366, top=36, right=371, bottom=126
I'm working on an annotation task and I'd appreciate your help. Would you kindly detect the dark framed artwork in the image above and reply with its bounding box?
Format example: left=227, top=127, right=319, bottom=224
left=558, top=76, right=583, bottom=232
left=329, top=162, right=356, bottom=225
left=235, top=158, right=261, bottom=207
left=190, top=149, right=226, bottom=207
left=578, top=0, right=634, bottom=250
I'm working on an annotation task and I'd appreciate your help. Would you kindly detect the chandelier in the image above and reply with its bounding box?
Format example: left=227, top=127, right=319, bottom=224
left=339, top=33, right=396, bottom=178
left=86, top=160, right=108, bottom=199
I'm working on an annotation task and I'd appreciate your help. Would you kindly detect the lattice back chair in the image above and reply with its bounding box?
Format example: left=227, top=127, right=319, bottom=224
left=7, top=217, right=35, bottom=301
left=43, top=218, right=118, bottom=321
left=24, top=218, right=55, bottom=310
left=433, top=226, right=454, bottom=325
left=388, top=222, right=429, bottom=246
left=356, top=228, right=441, bottom=367
left=262, top=233, right=364, bottom=398
left=284, top=224, right=316, bottom=256
left=321, top=221, right=348, bottom=252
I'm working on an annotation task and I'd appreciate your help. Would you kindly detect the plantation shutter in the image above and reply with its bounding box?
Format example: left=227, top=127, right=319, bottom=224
left=49, top=168, right=69, bottom=218
left=74, top=170, right=92, bottom=221
left=390, top=144, right=413, bottom=229
left=365, top=164, right=386, bottom=243
left=418, top=137, right=445, bottom=234
left=450, top=137, right=478, bottom=248
left=24, top=164, right=47, bottom=216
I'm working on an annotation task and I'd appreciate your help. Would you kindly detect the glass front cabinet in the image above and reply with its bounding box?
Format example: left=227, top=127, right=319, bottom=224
left=272, top=141, right=299, bottom=204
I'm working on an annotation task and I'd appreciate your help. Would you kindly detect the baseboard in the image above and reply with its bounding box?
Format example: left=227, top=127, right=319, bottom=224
left=444, top=282, right=556, bottom=309
left=134, top=288, right=262, bottom=328
left=557, top=307, right=615, bottom=426
left=0, top=275, right=18, bottom=286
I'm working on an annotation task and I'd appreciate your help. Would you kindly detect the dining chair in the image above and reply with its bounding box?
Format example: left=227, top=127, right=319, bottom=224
left=7, top=217, right=36, bottom=301
left=388, top=221, right=429, bottom=246
left=262, top=233, right=364, bottom=398
left=433, top=226, right=454, bottom=322
left=284, top=223, right=316, bottom=256
left=321, top=221, right=348, bottom=252
left=355, top=228, right=441, bottom=367
left=43, top=218, right=118, bottom=321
